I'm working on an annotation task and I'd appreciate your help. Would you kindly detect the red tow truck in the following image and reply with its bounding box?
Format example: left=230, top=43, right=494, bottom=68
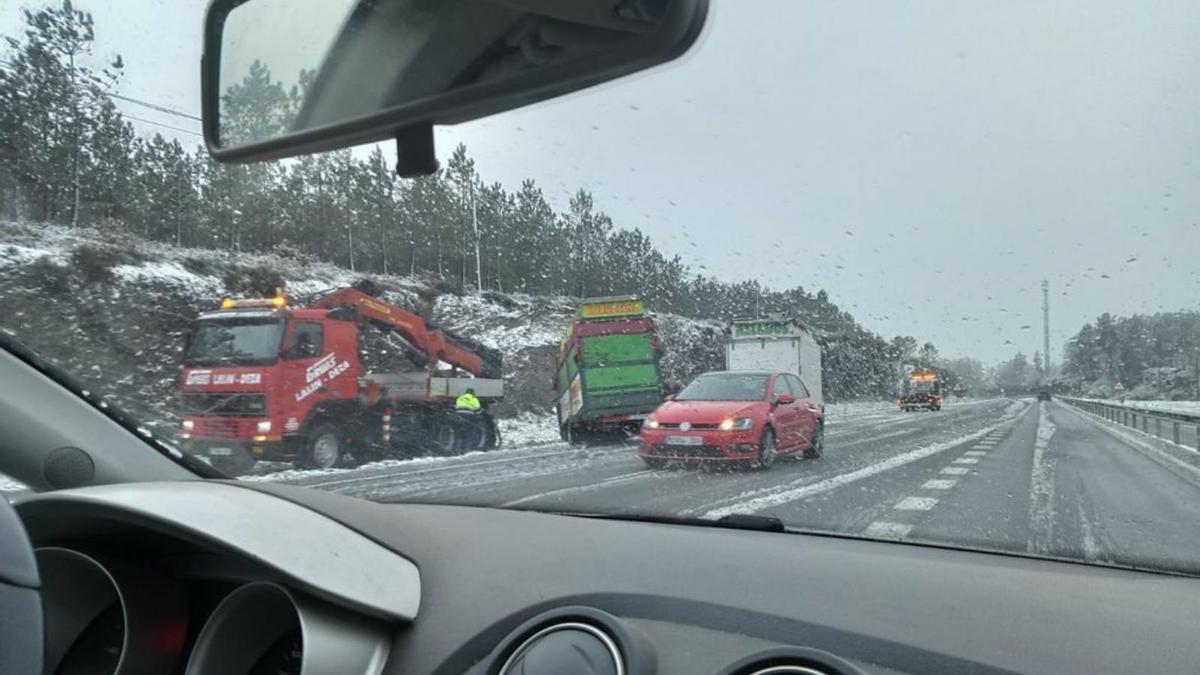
left=178, top=281, right=503, bottom=473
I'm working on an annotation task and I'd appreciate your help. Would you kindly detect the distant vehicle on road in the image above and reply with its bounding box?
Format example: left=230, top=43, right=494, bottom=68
left=1037, top=391, right=1052, bottom=401
left=898, top=369, right=943, bottom=411
left=638, top=370, right=824, bottom=470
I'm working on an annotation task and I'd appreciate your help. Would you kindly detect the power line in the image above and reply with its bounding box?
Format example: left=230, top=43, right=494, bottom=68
left=121, top=113, right=203, bottom=138
left=0, top=57, right=202, bottom=122
left=106, top=91, right=201, bottom=121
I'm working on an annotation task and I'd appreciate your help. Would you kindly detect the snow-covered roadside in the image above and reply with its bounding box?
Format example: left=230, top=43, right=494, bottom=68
left=244, top=413, right=562, bottom=484
left=1079, top=399, right=1200, bottom=417
left=499, top=413, right=560, bottom=446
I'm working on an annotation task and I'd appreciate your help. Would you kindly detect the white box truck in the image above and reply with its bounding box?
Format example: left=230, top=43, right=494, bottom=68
left=725, top=317, right=823, bottom=402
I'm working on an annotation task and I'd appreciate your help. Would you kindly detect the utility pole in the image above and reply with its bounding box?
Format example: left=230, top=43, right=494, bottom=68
left=470, top=181, right=482, bottom=291
left=1041, top=280, right=1051, bottom=375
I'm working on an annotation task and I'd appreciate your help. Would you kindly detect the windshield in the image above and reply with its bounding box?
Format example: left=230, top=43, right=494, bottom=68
left=676, top=375, right=769, bottom=402
left=3, top=0, right=1200, bottom=578
left=185, top=318, right=284, bottom=366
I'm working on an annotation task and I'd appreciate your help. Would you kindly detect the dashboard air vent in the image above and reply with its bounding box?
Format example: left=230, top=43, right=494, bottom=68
left=498, top=621, right=624, bottom=675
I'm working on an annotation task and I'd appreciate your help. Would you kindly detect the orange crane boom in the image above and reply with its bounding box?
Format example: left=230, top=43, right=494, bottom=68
left=310, top=286, right=499, bottom=378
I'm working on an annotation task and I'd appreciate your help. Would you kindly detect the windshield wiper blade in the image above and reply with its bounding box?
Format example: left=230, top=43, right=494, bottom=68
left=561, top=511, right=785, bottom=533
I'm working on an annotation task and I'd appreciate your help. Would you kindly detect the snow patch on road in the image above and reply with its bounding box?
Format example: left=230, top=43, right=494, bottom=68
left=1027, top=403, right=1058, bottom=555
left=246, top=415, right=563, bottom=485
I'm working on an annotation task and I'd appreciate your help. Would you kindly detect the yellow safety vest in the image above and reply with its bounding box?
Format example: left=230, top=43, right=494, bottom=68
left=456, top=393, right=481, bottom=410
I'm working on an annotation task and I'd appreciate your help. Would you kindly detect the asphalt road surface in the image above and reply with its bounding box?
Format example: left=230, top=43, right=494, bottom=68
left=257, top=397, right=1200, bottom=574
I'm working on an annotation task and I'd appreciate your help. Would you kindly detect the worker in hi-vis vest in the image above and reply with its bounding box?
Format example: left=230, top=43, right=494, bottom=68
left=455, top=388, right=481, bottom=411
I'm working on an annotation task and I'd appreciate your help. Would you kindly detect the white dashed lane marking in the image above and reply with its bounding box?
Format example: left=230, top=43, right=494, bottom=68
left=895, top=496, right=939, bottom=511
left=864, top=521, right=913, bottom=538
left=941, top=467, right=969, bottom=475
left=922, top=479, right=957, bottom=489
left=965, top=450, right=987, bottom=456
left=953, top=457, right=980, bottom=465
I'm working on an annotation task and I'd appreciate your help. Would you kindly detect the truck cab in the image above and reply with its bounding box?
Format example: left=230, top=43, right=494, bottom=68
left=179, top=301, right=361, bottom=472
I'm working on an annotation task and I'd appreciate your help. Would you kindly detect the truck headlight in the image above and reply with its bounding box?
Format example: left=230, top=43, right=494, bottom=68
left=644, top=417, right=660, bottom=430
left=182, top=420, right=194, bottom=431
left=719, top=417, right=753, bottom=431
left=256, top=420, right=272, bottom=433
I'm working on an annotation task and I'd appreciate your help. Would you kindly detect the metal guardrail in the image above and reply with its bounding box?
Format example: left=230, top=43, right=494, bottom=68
left=1058, top=396, right=1200, bottom=451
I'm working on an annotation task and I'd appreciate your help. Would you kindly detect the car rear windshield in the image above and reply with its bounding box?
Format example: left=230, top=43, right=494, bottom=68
left=676, top=374, right=770, bottom=401
left=184, top=318, right=284, bottom=366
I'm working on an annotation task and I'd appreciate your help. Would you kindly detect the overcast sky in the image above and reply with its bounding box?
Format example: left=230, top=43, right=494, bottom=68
left=3, top=0, right=1198, bottom=363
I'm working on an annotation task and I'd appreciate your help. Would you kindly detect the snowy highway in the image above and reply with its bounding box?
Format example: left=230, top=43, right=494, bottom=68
left=253, top=397, right=1200, bottom=569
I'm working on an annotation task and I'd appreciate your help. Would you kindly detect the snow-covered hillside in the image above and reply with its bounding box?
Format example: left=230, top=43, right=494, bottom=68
left=0, top=220, right=726, bottom=430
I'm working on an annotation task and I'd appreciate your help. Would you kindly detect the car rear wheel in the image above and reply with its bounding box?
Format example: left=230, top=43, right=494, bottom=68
left=757, top=428, right=777, bottom=469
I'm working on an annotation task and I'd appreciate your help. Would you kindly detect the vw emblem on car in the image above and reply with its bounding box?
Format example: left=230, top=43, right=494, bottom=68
left=680, top=422, right=691, bottom=431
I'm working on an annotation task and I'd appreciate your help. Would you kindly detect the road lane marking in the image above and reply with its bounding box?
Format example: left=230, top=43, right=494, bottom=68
left=1028, top=404, right=1059, bottom=555
left=965, top=450, right=987, bottom=456
left=895, top=496, right=938, bottom=510
left=864, top=521, right=912, bottom=538
left=700, top=426, right=1000, bottom=518
left=922, top=479, right=956, bottom=489
left=941, top=467, right=969, bottom=475
left=953, top=457, right=979, bottom=464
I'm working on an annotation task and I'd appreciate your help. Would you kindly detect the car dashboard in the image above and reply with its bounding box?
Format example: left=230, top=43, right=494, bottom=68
left=15, top=480, right=1200, bottom=675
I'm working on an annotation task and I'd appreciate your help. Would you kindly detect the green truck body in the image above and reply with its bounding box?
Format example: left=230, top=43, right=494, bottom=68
left=555, top=297, right=663, bottom=438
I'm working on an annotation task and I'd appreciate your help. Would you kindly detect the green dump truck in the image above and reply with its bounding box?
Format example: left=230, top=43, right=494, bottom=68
left=554, top=296, right=664, bottom=443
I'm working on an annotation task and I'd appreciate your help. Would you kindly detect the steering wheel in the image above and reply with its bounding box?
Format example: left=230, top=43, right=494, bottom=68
left=0, top=497, right=42, bottom=674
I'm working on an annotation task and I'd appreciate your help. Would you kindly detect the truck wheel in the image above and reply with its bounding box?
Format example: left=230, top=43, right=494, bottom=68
left=432, top=421, right=458, bottom=455
left=804, top=422, right=824, bottom=459
left=212, top=451, right=256, bottom=476
left=757, top=428, right=777, bottom=469
left=299, top=424, right=343, bottom=470
left=563, top=424, right=585, bottom=447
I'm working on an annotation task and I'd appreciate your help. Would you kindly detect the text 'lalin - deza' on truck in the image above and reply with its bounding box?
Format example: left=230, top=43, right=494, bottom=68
left=178, top=281, right=503, bottom=474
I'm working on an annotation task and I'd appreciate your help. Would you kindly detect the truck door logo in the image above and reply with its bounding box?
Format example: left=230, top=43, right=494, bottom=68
left=297, top=353, right=350, bottom=402
left=306, top=353, right=337, bottom=382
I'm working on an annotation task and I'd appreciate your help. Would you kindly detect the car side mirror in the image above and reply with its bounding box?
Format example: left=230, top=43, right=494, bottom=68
left=775, top=394, right=796, bottom=406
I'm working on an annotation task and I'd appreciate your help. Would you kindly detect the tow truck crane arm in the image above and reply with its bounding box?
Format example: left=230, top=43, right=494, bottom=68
left=310, top=286, right=501, bottom=378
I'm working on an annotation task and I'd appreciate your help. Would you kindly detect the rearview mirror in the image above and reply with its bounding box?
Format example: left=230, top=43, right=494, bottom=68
left=203, top=0, right=709, bottom=172
left=774, top=394, right=796, bottom=406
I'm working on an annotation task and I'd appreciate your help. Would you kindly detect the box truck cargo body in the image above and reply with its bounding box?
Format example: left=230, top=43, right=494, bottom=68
left=725, top=318, right=823, bottom=402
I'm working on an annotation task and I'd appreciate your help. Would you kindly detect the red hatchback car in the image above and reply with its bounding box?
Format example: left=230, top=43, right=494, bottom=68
left=638, top=371, right=824, bottom=469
